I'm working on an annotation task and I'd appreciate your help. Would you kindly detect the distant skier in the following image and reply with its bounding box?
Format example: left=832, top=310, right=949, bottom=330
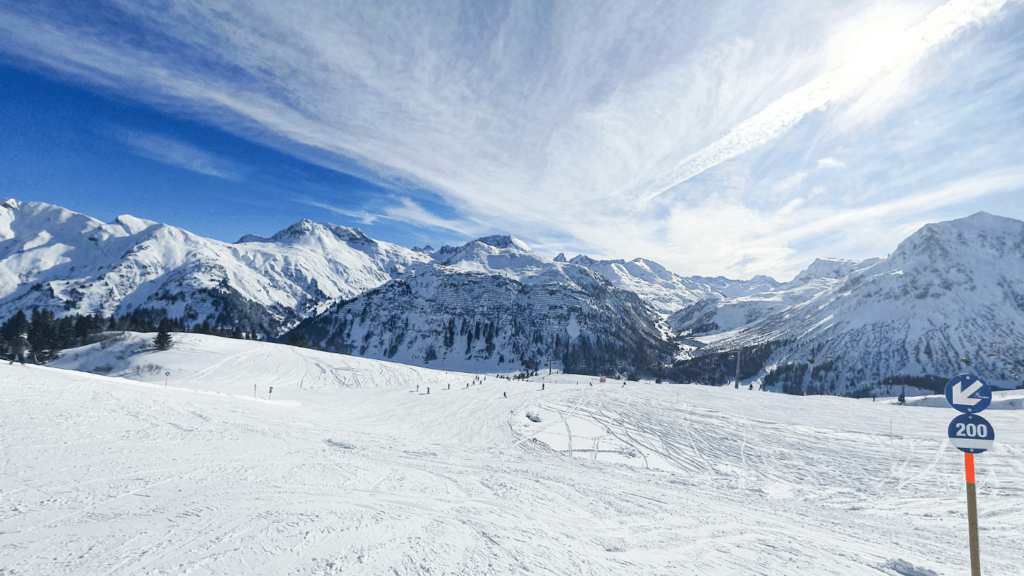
left=448, top=383, right=450, bottom=390
left=416, top=384, right=420, bottom=392
left=269, top=386, right=273, bottom=398
left=427, top=387, right=430, bottom=394
left=8, top=333, right=28, bottom=365
left=503, top=391, right=507, bottom=398
left=541, top=383, right=544, bottom=390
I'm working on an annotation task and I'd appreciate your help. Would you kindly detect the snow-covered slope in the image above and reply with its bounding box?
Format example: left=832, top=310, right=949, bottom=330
left=48, top=331, right=439, bottom=390
left=0, top=199, right=430, bottom=334
left=687, top=212, right=1024, bottom=392
left=6, top=335, right=1024, bottom=574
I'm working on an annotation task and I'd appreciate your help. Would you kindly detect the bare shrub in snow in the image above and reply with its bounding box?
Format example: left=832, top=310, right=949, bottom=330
left=132, top=363, right=163, bottom=375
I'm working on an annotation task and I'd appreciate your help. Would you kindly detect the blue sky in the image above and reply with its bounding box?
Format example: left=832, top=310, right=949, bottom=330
left=1, top=0, right=1022, bottom=280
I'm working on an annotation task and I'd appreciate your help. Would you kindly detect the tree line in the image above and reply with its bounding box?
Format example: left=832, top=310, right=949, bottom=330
left=0, top=308, right=262, bottom=362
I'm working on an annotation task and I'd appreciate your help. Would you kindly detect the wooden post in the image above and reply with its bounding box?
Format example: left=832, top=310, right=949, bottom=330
left=965, top=452, right=981, bottom=576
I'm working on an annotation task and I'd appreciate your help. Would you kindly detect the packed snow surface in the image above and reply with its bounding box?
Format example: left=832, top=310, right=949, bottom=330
left=4, top=334, right=1024, bottom=575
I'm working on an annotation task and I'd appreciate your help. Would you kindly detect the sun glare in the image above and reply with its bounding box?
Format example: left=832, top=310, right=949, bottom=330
left=844, top=29, right=912, bottom=80
left=827, top=8, right=920, bottom=82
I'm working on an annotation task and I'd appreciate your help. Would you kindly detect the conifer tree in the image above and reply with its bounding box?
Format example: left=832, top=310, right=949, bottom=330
left=154, top=319, right=173, bottom=351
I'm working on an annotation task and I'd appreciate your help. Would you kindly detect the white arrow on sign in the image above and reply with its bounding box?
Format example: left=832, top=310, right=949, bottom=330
left=951, top=380, right=984, bottom=406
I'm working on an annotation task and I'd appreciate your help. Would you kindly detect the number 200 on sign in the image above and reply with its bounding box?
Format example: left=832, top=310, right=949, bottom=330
left=954, top=422, right=988, bottom=438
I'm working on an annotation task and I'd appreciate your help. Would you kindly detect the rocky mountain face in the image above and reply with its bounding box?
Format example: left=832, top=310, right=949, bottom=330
left=671, top=212, right=1024, bottom=393
left=293, top=263, right=676, bottom=374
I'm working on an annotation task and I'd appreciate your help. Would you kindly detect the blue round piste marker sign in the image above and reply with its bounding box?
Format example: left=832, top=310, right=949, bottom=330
left=944, top=374, right=992, bottom=413
left=948, top=413, right=995, bottom=454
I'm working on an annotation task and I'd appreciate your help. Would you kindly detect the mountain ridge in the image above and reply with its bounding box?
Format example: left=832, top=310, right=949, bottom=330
left=674, top=211, right=1024, bottom=392
left=3, top=199, right=1022, bottom=392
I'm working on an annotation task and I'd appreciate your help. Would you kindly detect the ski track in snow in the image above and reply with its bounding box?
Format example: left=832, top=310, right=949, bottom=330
left=3, top=334, right=1024, bottom=575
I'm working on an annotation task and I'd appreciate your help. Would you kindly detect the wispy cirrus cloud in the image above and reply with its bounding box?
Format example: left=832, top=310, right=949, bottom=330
left=104, top=126, right=243, bottom=181
left=634, top=0, right=1012, bottom=206
left=299, top=197, right=482, bottom=238
left=575, top=166, right=1024, bottom=279
left=772, top=172, right=808, bottom=194
left=1, top=0, right=1022, bottom=279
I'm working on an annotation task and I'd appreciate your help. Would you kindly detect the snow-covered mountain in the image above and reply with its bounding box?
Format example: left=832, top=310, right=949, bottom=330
left=667, top=257, right=882, bottom=337
left=6, top=197, right=1022, bottom=392
left=569, top=254, right=779, bottom=314
left=293, top=262, right=676, bottom=373
left=0, top=200, right=680, bottom=372
left=677, top=212, right=1024, bottom=393
left=0, top=199, right=430, bottom=334
left=428, top=235, right=550, bottom=279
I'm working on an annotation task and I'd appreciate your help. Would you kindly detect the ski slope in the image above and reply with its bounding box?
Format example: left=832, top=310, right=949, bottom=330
left=3, top=333, right=1024, bottom=575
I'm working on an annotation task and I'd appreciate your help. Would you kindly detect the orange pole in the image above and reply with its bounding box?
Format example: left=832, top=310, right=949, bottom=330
left=965, top=452, right=980, bottom=576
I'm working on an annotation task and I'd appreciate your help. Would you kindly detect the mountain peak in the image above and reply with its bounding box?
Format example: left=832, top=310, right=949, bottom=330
left=916, top=211, right=1023, bottom=237
left=264, top=220, right=374, bottom=245
left=475, top=235, right=533, bottom=252
left=790, top=257, right=861, bottom=285
left=960, top=211, right=998, bottom=224
left=113, top=214, right=158, bottom=235
left=270, top=219, right=317, bottom=241
left=569, top=254, right=601, bottom=267
left=430, top=235, right=547, bottom=277
left=553, top=253, right=567, bottom=262
left=890, top=211, right=1024, bottom=266
left=629, top=257, right=671, bottom=276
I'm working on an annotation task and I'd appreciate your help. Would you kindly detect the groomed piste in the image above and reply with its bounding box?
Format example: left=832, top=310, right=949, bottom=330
left=3, top=333, right=1024, bottom=575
